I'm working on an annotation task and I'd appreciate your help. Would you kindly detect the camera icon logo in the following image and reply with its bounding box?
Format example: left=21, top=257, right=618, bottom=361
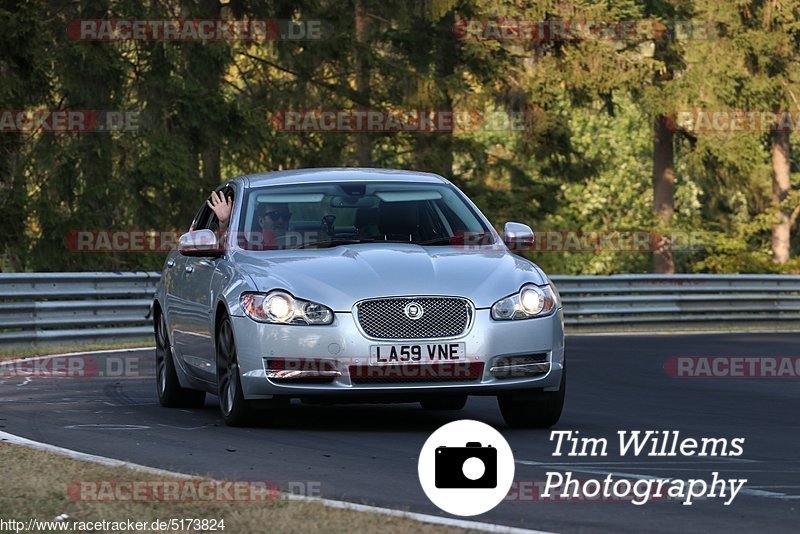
left=418, top=420, right=515, bottom=516
left=435, top=442, right=497, bottom=489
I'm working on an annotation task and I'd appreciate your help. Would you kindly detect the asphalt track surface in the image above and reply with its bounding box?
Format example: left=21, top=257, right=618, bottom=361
left=1, top=333, right=798, bottom=533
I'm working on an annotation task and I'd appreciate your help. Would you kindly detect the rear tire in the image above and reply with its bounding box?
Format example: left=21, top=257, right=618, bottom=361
left=154, top=312, right=206, bottom=408
left=216, top=315, right=253, bottom=427
left=498, top=367, right=566, bottom=428
left=420, top=395, right=468, bottom=411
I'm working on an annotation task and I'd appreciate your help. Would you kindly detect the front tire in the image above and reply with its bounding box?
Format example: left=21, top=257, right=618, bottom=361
left=497, top=367, right=566, bottom=428
left=216, top=315, right=253, bottom=426
left=155, top=312, right=206, bottom=408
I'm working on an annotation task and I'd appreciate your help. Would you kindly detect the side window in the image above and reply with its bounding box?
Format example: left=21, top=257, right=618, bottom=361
left=189, top=203, right=207, bottom=231
left=190, top=186, right=234, bottom=231
left=190, top=202, right=216, bottom=231
left=197, top=205, right=218, bottom=230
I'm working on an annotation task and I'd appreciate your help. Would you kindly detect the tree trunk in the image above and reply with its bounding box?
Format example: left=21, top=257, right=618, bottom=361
left=652, top=115, right=675, bottom=274
left=432, top=11, right=456, bottom=180
left=771, top=128, right=791, bottom=263
left=202, top=147, right=221, bottom=192
left=413, top=11, right=456, bottom=179
left=354, top=0, right=372, bottom=166
left=197, top=0, right=223, bottom=190
left=0, top=136, right=26, bottom=271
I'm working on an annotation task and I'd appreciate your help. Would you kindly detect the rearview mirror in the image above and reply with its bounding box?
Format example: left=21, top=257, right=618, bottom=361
left=178, top=229, right=223, bottom=257
left=503, top=222, right=534, bottom=251
left=329, top=195, right=378, bottom=208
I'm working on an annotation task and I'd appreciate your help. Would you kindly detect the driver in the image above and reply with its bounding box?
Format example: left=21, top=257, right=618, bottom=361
left=254, top=202, right=292, bottom=241
left=207, top=191, right=233, bottom=232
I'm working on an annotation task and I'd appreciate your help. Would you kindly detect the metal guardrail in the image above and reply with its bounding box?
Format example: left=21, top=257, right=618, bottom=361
left=0, top=272, right=160, bottom=347
left=550, top=274, right=800, bottom=332
left=1, top=272, right=799, bottom=347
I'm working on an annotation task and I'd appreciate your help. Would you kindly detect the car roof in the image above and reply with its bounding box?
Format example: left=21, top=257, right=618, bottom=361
left=241, top=168, right=450, bottom=188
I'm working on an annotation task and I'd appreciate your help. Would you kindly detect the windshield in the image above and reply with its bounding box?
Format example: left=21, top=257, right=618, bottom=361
left=235, top=181, right=493, bottom=250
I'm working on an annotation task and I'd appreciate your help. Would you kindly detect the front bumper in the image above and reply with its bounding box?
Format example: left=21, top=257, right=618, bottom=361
left=230, top=308, right=565, bottom=399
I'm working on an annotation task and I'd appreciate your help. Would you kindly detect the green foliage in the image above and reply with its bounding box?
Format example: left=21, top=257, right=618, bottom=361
left=0, top=0, right=798, bottom=273
left=535, top=94, right=663, bottom=274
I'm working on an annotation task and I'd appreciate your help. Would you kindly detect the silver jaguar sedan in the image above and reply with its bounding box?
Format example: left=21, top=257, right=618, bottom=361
left=153, top=168, right=565, bottom=427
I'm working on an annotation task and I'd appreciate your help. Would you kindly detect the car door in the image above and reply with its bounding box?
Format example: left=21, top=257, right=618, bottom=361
left=170, top=194, right=228, bottom=383
left=166, top=207, right=201, bottom=367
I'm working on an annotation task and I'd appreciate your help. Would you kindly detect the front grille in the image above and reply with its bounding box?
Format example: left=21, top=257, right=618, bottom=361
left=349, top=362, right=484, bottom=384
left=356, top=297, right=472, bottom=339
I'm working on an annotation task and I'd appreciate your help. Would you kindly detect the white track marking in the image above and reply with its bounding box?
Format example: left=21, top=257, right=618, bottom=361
left=0, top=430, right=555, bottom=534
left=4, top=346, right=153, bottom=363
left=566, top=330, right=800, bottom=336
left=156, top=424, right=211, bottom=431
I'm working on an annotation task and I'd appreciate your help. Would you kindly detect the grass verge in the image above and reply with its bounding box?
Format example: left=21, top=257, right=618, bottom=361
left=0, top=340, right=152, bottom=361
left=0, top=442, right=477, bottom=534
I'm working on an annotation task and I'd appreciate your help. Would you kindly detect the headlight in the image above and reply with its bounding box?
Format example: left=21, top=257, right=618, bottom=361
left=491, top=284, right=558, bottom=320
left=241, top=291, right=334, bottom=325
left=264, top=293, right=294, bottom=322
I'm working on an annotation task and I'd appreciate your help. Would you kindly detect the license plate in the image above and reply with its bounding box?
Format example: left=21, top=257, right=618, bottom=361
left=369, top=343, right=466, bottom=365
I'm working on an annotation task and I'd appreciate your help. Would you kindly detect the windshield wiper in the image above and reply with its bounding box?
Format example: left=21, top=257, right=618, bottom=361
left=417, top=234, right=493, bottom=246
left=416, top=237, right=454, bottom=246
left=295, top=238, right=374, bottom=249
left=295, top=236, right=492, bottom=248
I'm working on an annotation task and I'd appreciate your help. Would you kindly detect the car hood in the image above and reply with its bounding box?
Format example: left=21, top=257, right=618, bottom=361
left=232, top=243, right=547, bottom=310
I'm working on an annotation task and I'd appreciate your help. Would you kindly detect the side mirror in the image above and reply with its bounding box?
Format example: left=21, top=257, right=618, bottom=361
left=503, top=222, right=534, bottom=251
left=178, top=229, right=223, bottom=257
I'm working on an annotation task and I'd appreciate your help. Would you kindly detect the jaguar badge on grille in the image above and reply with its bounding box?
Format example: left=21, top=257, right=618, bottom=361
left=403, top=301, right=425, bottom=320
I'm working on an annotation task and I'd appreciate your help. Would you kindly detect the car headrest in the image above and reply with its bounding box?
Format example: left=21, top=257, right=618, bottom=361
left=354, top=207, right=379, bottom=229
left=378, top=201, right=419, bottom=237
